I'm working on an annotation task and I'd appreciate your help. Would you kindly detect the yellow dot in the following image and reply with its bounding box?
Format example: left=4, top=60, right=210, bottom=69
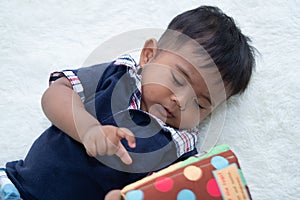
left=183, top=165, right=202, bottom=181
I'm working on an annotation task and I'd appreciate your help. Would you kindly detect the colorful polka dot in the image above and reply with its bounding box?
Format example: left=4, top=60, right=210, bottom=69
left=177, top=189, right=196, bottom=200
left=211, top=156, right=229, bottom=169
left=183, top=165, right=202, bottom=181
left=154, top=176, right=174, bottom=192
left=206, top=178, right=221, bottom=197
left=126, top=190, right=144, bottom=200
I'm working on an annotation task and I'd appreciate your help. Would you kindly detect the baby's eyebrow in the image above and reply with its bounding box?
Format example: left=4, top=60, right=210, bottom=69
left=174, top=64, right=191, bottom=80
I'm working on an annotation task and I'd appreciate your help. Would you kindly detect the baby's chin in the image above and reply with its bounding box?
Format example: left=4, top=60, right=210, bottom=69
left=166, top=121, right=198, bottom=130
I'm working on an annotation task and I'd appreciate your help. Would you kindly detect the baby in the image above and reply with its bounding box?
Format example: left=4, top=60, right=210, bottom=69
left=1, top=5, right=255, bottom=200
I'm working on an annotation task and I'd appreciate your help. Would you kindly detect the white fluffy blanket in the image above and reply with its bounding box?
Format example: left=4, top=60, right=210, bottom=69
left=0, top=1, right=299, bottom=199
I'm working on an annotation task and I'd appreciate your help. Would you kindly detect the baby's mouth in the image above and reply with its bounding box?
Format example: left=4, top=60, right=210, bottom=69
left=156, top=104, right=175, bottom=119
left=148, top=104, right=176, bottom=123
left=164, top=107, right=175, bottom=118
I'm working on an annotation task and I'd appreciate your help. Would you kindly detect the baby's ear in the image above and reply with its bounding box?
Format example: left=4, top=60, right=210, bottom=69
left=139, top=38, right=158, bottom=66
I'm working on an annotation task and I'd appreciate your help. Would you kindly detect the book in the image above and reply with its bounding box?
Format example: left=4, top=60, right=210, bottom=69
left=121, top=144, right=252, bottom=200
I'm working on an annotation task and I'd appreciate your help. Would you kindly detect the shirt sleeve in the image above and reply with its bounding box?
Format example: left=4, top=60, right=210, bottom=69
left=49, top=70, right=85, bottom=102
left=49, top=62, right=110, bottom=103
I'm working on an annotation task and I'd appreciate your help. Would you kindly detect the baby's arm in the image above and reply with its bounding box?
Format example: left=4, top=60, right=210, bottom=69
left=41, top=77, right=136, bottom=164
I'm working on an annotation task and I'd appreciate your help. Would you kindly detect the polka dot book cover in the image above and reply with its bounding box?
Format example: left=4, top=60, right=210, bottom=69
left=121, top=144, right=252, bottom=200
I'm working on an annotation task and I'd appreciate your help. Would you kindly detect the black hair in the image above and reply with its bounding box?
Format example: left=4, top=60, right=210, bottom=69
left=159, top=6, right=256, bottom=97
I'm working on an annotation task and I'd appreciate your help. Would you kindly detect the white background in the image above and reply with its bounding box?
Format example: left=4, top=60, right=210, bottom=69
left=0, top=0, right=299, bottom=199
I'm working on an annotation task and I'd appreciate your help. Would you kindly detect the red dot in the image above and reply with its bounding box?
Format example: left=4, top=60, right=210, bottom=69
left=206, top=178, right=221, bottom=197
left=154, top=176, right=174, bottom=192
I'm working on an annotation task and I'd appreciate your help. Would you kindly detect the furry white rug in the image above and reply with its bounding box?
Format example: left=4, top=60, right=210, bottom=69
left=0, top=1, right=299, bottom=199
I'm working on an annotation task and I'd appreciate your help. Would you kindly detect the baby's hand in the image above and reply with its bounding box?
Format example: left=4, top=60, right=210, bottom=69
left=81, top=125, right=136, bottom=165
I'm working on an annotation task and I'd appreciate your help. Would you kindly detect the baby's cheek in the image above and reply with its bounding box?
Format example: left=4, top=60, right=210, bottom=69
left=181, top=112, right=200, bottom=129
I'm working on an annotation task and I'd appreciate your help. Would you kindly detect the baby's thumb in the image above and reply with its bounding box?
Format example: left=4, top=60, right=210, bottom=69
left=104, top=190, right=122, bottom=200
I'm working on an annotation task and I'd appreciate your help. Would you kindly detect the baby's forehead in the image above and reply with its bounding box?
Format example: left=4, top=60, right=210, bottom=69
left=158, top=47, right=214, bottom=74
left=159, top=40, right=212, bottom=67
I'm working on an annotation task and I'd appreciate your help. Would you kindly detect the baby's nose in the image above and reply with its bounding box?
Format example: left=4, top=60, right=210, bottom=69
left=170, top=93, right=188, bottom=111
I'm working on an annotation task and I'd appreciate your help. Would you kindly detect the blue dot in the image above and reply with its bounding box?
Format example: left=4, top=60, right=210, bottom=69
left=177, top=189, right=196, bottom=200
left=211, top=156, right=229, bottom=169
left=126, top=190, right=144, bottom=200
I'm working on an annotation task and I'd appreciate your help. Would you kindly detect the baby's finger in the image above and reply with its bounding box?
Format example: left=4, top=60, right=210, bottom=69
left=117, top=128, right=136, bottom=148
left=104, top=189, right=122, bottom=200
left=115, top=143, right=133, bottom=165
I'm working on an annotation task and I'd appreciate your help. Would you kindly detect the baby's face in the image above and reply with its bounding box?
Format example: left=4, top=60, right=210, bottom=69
left=140, top=50, right=224, bottom=129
